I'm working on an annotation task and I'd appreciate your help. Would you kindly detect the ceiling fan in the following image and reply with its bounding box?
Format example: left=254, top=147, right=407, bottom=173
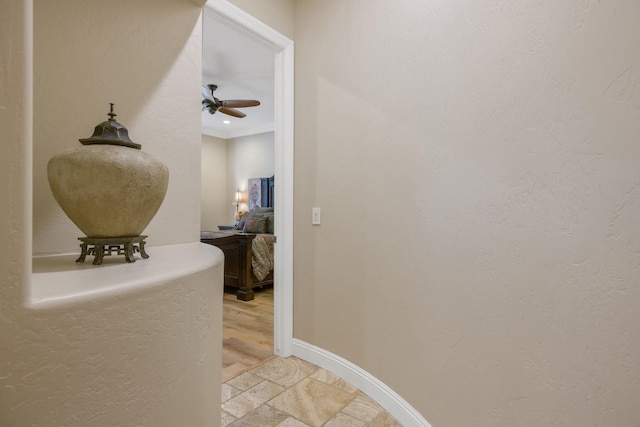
left=201, top=84, right=260, bottom=118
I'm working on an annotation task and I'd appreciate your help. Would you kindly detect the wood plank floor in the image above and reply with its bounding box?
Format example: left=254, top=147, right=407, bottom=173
left=222, top=286, right=274, bottom=382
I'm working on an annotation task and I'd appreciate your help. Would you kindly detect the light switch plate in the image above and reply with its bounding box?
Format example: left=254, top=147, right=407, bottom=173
left=312, top=207, right=321, bottom=225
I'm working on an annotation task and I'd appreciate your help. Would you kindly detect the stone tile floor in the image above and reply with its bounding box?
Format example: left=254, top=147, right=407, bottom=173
left=222, top=356, right=403, bottom=426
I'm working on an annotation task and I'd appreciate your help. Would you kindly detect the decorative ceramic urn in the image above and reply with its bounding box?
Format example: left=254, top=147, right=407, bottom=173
left=48, top=104, right=169, bottom=240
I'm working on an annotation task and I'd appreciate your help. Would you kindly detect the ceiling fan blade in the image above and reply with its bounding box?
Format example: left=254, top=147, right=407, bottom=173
left=219, top=107, right=246, bottom=118
left=202, top=85, right=214, bottom=100
left=222, top=99, right=260, bottom=108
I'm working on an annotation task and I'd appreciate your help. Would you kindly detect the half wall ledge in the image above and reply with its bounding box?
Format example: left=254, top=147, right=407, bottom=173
left=30, top=242, right=222, bottom=309
left=4, top=242, right=224, bottom=426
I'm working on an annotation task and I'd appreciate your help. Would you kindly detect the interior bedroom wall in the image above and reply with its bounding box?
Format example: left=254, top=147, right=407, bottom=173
left=293, top=1, right=640, bottom=426
left=31, top=0, right=204, bottom=254
left=227, top=131, right=275, bottom=223
left=201, top=134, right=228, bottom=230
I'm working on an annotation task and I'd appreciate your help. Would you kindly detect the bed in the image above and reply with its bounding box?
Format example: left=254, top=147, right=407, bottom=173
left=200, top=229, right=274, bottom=301
left=201, top=178, right=275, bottom=301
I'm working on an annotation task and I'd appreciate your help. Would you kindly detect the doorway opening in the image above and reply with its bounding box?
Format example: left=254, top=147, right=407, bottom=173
left=202, top=0, right=294, bottom=371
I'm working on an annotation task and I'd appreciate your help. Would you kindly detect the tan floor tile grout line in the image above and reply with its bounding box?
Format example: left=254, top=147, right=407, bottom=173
left=222, top=356, right=402, bottom=427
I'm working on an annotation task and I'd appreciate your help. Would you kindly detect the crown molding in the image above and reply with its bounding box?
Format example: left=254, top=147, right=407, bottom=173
left=201, top=122, right=274, bottom=140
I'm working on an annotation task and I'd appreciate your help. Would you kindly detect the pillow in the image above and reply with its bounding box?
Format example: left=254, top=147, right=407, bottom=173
left=263, top=212, right=275, bottom=234
left=247, top=207, right=275, bottom=234
left=252, top=207, right=274, bottom=216
left=243, top=217, right=268, bottom=234
left=246, top=206, right=273, bottom=221
left=235, top=213, right=250, bottom=230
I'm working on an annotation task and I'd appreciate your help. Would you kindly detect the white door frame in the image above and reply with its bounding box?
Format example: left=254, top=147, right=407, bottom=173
left=203, top=0, right=294, bottom=356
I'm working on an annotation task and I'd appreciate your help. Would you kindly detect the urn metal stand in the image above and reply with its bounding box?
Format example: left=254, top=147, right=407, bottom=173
left=76, top=236, right=149, bottom=265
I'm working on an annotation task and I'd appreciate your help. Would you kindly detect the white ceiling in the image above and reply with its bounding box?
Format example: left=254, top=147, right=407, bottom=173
left=201, top=13, right=275, bottom=139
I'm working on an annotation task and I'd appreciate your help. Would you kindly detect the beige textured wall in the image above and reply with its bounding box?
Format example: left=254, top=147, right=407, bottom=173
left=201, top=134, right=229, bottom=230
left=32, top=0, right=204, bottom=253
left=294, top=1, right=640, bottom=425
left=1, top=0, right=31, bottom=308
left=227, top=0, right=294, bottom=39
left=1, top=1, right=223, bottom=425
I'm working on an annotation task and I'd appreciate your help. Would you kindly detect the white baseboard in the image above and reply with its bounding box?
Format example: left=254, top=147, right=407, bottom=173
left=291, top=339, right=432, bottom=427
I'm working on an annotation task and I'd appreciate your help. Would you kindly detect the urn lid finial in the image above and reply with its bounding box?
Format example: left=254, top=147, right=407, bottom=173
left=79, top=103, right=141, bottom=149
left=107, top=103, right=117, bottom=121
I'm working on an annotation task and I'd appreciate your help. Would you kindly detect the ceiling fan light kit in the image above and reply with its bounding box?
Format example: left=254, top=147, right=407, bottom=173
left=202, top=84, right=260, bottom=119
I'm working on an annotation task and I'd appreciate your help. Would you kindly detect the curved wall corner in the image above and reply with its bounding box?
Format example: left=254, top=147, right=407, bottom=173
left=1, top=243, right=223, bottom=426
left=292, top=339, right=432, bottom=427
